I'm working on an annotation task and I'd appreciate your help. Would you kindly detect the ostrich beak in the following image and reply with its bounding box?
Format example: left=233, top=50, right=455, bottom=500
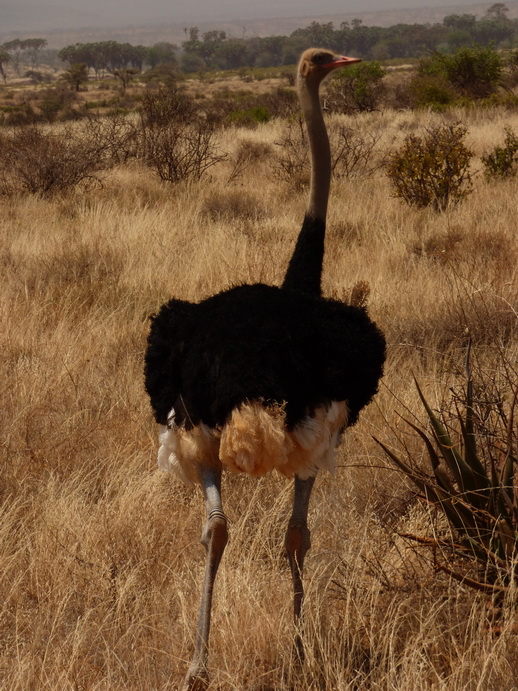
left=323, top=55, right=362, bottom=70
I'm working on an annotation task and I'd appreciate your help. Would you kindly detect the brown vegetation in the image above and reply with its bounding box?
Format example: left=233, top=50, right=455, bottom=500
left=0, top=98, right=517, bottom=688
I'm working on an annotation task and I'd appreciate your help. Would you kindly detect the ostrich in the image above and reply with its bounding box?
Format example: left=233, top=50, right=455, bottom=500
left=145, top=48, right=386, bottom=690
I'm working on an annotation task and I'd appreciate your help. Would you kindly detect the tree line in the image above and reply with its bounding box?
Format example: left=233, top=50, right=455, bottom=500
left=179, top=3, right=518, bottom=70
left=1, top=2, right=517, bottom=82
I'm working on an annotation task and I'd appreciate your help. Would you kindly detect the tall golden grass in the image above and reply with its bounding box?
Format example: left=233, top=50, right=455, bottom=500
left=0, top=105, right=517, bottom=689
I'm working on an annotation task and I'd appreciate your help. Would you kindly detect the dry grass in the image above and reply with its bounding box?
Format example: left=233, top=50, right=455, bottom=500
left=0, top=103, right=517, bottom=690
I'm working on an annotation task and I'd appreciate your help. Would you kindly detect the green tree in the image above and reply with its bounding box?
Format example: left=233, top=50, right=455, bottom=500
left=147, top=42, right=177, bottom=68
left=484, top=3, right=510, bottom=20
left=60, top=62, right=89, bottom=91
left=290, top=22, right=339, bottom=51
left=24, top=38, right=47, bottom=69
left=3, top=39, right=23, bottom=75
left=443, top=14, right=477, bottom=32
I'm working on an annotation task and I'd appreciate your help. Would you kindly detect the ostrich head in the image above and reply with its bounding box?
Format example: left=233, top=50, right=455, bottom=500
left=297, top=48, right=361, bottom=88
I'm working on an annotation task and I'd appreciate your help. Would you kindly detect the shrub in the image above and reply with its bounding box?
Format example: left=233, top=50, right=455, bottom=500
left=409, top=73, right=457, bottom=110
left=81, top=113, right=140, bottom=164
left=227, top=105, right=270, bottom=127
left=39, top=86, right=78, bottom=122
left=416, top=45, right=504, bottom=101
left=330, top=122, right=383, bottom=179
left=140, top=122, right=226, bottom=183
left=386, top=123, right=473, bottom=211
left=262, top=88, right=298, bottom=118
left=327, top=61, right=386, bottom=113
left=142, top=63, right=179, bottom=86
left=482, top=128, right=518, bottom=179
left=140, top=84, right=193, bottom=127
left=272, top=117, right=382, bottom=186
left=138, top=85, right=226, bottom=183
left=0, top=124, right=108, bottom=196
left=270, top=117, right=309, bottom=188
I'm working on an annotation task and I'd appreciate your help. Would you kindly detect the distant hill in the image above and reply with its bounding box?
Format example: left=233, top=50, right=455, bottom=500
left=2, top=0, right=518, bottom=48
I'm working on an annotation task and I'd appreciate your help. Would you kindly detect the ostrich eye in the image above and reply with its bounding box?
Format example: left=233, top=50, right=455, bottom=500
left=313, top=52, right=333, bottom=65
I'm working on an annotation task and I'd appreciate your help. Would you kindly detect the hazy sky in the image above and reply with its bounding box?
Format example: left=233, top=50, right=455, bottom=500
left=2, top=0, right=486, bottom=33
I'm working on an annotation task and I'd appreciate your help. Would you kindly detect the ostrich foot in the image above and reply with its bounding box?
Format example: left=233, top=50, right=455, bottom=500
left=182, top=667, right=209, bottom=691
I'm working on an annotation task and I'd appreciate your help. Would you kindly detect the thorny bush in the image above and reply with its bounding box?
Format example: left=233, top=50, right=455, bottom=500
left=138, top=85, right=226, bottom=182
left=0, top=124, right=110, bottom=196
left=272, top=116, right=382, bottom=186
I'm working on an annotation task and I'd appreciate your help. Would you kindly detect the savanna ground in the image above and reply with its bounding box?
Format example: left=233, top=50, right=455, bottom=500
left=0, top=71, right=517, bottom=689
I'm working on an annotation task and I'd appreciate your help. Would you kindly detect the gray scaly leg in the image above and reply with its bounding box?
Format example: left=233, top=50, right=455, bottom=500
left=183, top=466, right=228, bottom=690
left=284, top=474, right=315, bottom=659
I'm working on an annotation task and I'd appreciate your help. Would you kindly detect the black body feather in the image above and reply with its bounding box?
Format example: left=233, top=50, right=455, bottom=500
left=145, top=282, right=385, bottom=431
left=282, top=215, right=325, bottom=295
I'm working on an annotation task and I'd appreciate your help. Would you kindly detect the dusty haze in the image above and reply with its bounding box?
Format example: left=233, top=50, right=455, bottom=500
left=2, top=0, right=516, bottom=37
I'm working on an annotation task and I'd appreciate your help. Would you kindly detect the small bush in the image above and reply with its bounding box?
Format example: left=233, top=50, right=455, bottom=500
left=39, top=87, right=78, bottom=122
left=0, top=124, right=107, bottom=196
left=138, top=86, right=226, bottom=182
left=140, top=84, right=193, bottom=127
left=227, top=105, right=270, bottom=127
left=262, top=88, right=298, bottom=118
left=270, top=117, right=309, bottom=189
left=327, top=61, right=386, bottom=113
left=272, top=117, right=381, bottom=186
left=386, top=123, right=473, bottom=211
left=482, top=127, right=518, bottom=179
left=81, top=113, right=140, bottom=165
left=409, top=73, right=457, bottom=109
left=416, top=45, right=504, bottom=101
left=140, top=122, right=226, bottom=183
left=330, top=123, right=383, bottom=179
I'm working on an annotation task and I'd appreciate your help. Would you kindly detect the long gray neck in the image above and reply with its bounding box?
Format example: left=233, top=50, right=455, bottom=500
left=282, top=74, right=330, bottom=296
left=299, top=77, right=331, bottom=221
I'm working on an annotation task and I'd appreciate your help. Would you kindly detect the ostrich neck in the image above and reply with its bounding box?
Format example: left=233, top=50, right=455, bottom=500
left=282, top=77, right=330, bottom=296
left=301, top=79, right=331, bottom=220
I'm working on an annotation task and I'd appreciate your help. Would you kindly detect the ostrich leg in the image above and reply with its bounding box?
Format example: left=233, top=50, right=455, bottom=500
left=284, top=474, right=315, bottom=659
left=183, top=466, right=228, bottom=691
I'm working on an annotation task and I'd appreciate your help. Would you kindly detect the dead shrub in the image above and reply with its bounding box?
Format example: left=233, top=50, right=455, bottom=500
left=138, top=85, right=226, bottom=182
left=270, top=117, right=310, bottom=188
left=272, top=117, right=381, bottom=186
left=140, top=84, right=193, bottom=127
left=330, top=122, right=383, bottom=179
left=140, top=122, right=226, bottom=183
left=0, top=124, right=108, bottom=196
left=82, top=113, right=140, bottom=164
